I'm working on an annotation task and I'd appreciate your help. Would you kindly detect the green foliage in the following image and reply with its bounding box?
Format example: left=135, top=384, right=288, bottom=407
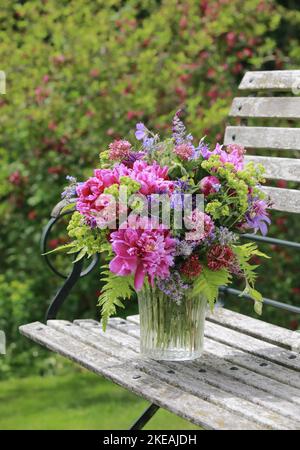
left=233, top=243, right=270, bottom=314
left=192, top=267, right=232, bottom=310
left=98, top=269, right=134, bottom=330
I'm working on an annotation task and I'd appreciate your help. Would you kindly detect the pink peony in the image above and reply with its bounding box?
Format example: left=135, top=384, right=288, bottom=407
left=108, top=140, right=132, bottom=161
left=130, top=160, right=174, bottom=195
left=185, top=210, right=215, bottom=242
left=201, top=143, right=245, bottom=171
left=76, top=168, right=120, bottom=218
left=200, top=176, right=221, bottom=196
left=174, top=143, right=194, bottom=160
left=109, top=216, right=176, bottom=290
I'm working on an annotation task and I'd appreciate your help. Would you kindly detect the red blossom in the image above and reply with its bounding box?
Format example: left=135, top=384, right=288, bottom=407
left=90, top=68, right=100, bottom=78
left=207, top=245, right=235, bottom=271
left=9, top=171, right=22, bottom=185
left=47, top=166, right=64, bottom=175
left=28, top=210, right=37, bottom=221
left=180, top=255, right=203, bottom=278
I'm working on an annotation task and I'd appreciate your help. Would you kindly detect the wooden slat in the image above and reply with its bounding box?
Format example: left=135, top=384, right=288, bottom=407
left=230, top=97, right=300, bottom=119
left=261, top=185, right=300, bottom=213
left=239, top=71, right=300, bottom=92
left=72, top=320, right=300, bottom=429
left=19, top=321, right=262, bottom=430
left=206, top=308, right=300, bottom=352
left=104, top=319, right=300, bottom=405
left=244, top=155, right=300, bottom=182
left=126, top=315, right=300, bottom=389
left=205, top=321, right=300, bottom=371
left=224, top=126, right=300, bottom=150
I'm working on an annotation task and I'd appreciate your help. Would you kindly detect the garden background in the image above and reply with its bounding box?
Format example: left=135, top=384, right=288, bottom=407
left=0, top=0, right=300, bottom=429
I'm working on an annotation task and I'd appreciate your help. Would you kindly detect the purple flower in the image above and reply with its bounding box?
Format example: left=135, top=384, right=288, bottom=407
left=245, top=198, right=271, bottom=235
left=196, top=141, right=210, bottom=159
left=142, top=136, right=155, bottom=151
left=122, top=151, right=146, bottom=168
left=156, top=271, right=189, bottom=304
left=200, top=143, right=245, bottom=171
left=61, top=175, right=78, bottom=199
left=135, top=123, right=147, bottom=141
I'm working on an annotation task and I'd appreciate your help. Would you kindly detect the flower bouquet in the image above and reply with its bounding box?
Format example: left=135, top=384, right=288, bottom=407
left=54, top=111, right=271, bottom=361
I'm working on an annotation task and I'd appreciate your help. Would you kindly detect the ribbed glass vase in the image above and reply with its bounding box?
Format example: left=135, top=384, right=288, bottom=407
left=137, top=284, right=207, bottom=361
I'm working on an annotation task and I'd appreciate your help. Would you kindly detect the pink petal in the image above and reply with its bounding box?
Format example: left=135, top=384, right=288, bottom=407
left=134, top=264, right=145, bottom=291
left=112, top=241, right=130, bottom=257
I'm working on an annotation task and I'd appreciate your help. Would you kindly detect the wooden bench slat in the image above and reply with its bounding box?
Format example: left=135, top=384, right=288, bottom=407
left=230, top=97, right=300, bottom=119
left=69, top=320, right=300, bottom=429
left=19, top=321, right=262, bottom=430
left=102, top=319, right=300, bottom=411
left=205, top=321, right=300, bottom=371
left=224, top=126, right=300, bottom=150
left=239, top=71, right=300, bottom=92
left=206, top=308, right=300, bottom=352
left=244, top=155, right=300, bottom=182
left=126, top=315, right=300, bottom=390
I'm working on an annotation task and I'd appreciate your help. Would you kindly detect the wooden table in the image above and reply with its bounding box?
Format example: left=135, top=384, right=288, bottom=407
left=20, top=308, right=300, bottom=430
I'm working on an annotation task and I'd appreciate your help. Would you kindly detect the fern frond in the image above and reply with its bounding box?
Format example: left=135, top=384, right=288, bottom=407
left=192, top=267, right=232, bottom=311
left=233, top=243, right=268, bottom=315
left=98, top=270, right=134, bottom=330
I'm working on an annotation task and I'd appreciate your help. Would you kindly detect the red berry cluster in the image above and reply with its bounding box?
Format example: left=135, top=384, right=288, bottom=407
left=180, top=255, right=203, bottom=279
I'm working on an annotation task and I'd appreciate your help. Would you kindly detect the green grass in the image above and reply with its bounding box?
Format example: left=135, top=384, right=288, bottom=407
left=0, top=369, right=199, bottom=430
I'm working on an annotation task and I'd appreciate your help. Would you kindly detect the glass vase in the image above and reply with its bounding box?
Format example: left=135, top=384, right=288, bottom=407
left=137, top=284, right=207, bottom=361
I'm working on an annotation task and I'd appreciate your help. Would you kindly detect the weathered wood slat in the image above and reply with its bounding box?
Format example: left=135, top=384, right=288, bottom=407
left=205, top=321, right=300, bottom=371
left=206, top=308, right=300, bottom=352
left=230, top=97, right=300, bottom=119
left=72, top=319, right=300, bottom=429
left=127, top=315, right=300, bottom=389
left=239, top=71, right=300, bottom=92
left=224, top=126, right=300, bottom=150
left=19, top=321, right=262, bottom=430
left=261, top=185, right=300, bottom=213
left=244, top=155, right=300, bottom=182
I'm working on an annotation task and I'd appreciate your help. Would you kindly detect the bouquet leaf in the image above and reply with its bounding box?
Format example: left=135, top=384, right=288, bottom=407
left=192, top=267, right=232, bottom=311
left=233, top=243, right=268, bottom=315
left=98, top=268, right=134, bottom=331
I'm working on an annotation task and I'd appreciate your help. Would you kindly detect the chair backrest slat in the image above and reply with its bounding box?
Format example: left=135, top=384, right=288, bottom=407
left=225, top=70, right=300, bottom=214
left=260, top=186, right=300, bottom=213
left=224, top=126, right=300, bottom=151
left=230, top=97, right=300, bottom=119
left=244, top=155, right=300, bottom=182
left=239, top=70, right=300, bottom=92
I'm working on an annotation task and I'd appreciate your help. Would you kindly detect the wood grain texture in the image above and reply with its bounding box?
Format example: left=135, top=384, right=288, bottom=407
left=99, top=319, right=300, bottom=425
left=51, top=319, right=300, bottom=430
left=19, top=317, right=300, bottom=430
left=127, top=315, right=300, bottom=389
left=239, top=71, right=300, bottom=92
left=244, top=155, right=300, bottom=182
left=260, top=186, right=300, bottom=213
left=230, top=97, right=300, bottom=119
left=19, top=321, right=262, bottom=430
left=206, top=308, right=300, bottom=352
left=224, top=126, right=300, bottom=150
